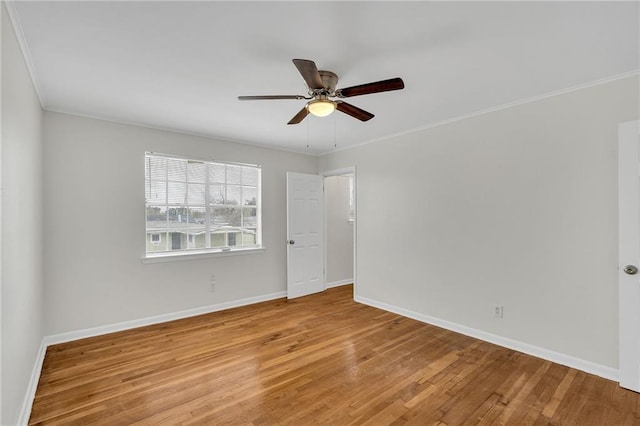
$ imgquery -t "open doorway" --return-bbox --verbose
[322,168,356,295]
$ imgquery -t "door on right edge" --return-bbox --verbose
[618,120,640,392]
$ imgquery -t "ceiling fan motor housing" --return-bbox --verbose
[316,70,339,95]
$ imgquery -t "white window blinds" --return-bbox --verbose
[145,153,261,255]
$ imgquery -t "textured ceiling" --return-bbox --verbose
[8,1,640,155]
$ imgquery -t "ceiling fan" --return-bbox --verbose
[238,59,405,125]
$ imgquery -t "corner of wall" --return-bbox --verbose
[1,3,46,424]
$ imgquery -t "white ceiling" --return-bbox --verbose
[8,1,639,155]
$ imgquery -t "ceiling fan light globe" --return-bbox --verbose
[306,99,336,117]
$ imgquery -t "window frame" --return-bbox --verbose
[144,152,263,260]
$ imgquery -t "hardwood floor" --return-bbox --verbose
[30,285,640,425]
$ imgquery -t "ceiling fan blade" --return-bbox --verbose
[287,107,310,125]
[336,78,405,98]
[238,95,306,101]
[292,59,324,90]
[336,101,374,122]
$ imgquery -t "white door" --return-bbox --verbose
[619,120,640,392]
[286,172,324,299]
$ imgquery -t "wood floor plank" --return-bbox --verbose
[29,285,640,425]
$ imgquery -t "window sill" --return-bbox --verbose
[142,247,265,264]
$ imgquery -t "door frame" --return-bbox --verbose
[320,166,357,297]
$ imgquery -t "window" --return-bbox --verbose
[145,153,261,256]
[348,174,355,222]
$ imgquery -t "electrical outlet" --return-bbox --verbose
[209,274,215,292]
[494,306,504,318]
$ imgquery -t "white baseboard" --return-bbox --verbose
[44,291,286,346]
[20,290,286,425]
[17,340,47,426]
[325,278,354,289]
[354,295,619,382]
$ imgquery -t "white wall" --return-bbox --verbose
[325,175,353,285]
[1,4,44,424]
[43,112,317,335]
[319,75,639,369]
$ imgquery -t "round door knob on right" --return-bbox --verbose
[624,265,638,275]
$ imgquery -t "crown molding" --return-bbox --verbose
[4,0,47,107]
[44,108,320,157]
[322,70,640,157]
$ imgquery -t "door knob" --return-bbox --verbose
[288,240,295,245]
[624,265,638,275]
